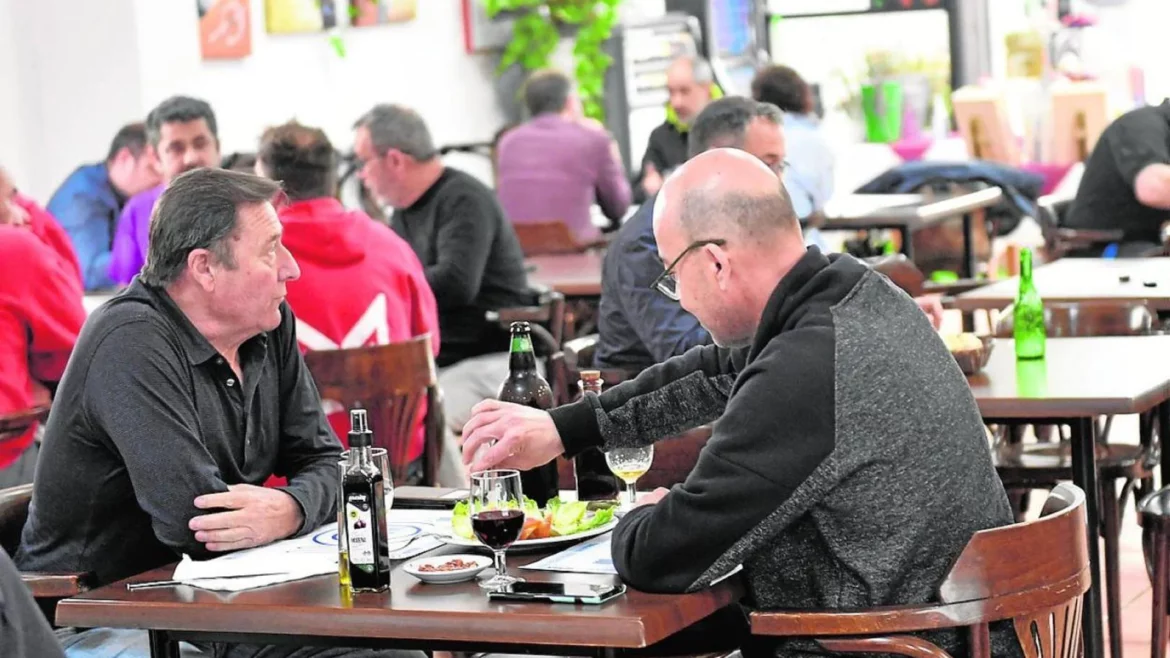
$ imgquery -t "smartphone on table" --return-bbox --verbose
[487,581,626,605]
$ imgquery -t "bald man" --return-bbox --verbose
[461,149,1016,657]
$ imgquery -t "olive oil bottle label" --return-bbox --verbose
[345,495,375,568]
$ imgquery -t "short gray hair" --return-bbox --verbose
[688,97,783,158]
[679,179,799,244]
[141,168,282,287]
[523,69,572,117]
[146,96,218,147]
[353,104,437,161]
[673,55,714,86]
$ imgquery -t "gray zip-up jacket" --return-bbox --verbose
[550,248,1017,657]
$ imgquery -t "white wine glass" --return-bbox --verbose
[604,446,654,512]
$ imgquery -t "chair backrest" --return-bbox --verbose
[514,221,588,257]
[303,335,443,485]
[994,301,1155,338]
[865,254,926,297]
[0,484,32,556]
[939,483,1089,658]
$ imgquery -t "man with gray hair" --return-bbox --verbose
[20,168,419,658]
[637,55,718,199]
[495,68,631,243]
[461,148,1017,657]
[353,104,533,487]
[108,95,222,285]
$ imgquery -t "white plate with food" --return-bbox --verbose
[403,554,492,584]
[437,498,618,552]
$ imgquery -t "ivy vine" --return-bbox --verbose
[483,0,621,121]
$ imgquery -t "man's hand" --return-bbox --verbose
[641,163,664,196]
[189,484,304,552]
[914,294,945,330]
[634,488,670,508]
[461,400,565,473]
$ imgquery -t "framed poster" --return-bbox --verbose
[461,0,513,53]
[350,0,418,26]
[197,0,252,59]
[265,0,338,33]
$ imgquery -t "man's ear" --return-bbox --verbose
[187,249,216,291]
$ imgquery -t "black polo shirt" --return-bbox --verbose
[1066,99,1170,242]
[17,279,341,588]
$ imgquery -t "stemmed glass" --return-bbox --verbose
[604,446,655,512]
[469,469,526,590]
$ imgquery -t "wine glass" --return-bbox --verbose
[469,469,526,590]
[605,446,655,512]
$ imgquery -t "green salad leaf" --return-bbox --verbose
[450,496,616,541]
[451,500,474,540]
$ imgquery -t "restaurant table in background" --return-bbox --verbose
[526,252,604,299]
[56,527,744,658]
[966,335,1170,658]
[820,187,1004,279]
[83,293,114,315]
[953,257,1170,312]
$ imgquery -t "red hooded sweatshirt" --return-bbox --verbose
[0,221,84,469]
[280,197,440,467]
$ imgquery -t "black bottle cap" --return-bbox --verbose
[348,408,372,448]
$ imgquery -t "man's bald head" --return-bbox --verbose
[657,148,800,245]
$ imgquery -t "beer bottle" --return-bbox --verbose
[1013,247,1046,360]
[573,371,620,501]
[340,409,391,592]
[496,322,559,506]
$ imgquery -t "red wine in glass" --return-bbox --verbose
[471,509,524,550]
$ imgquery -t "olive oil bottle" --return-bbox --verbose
[340,409,391,592]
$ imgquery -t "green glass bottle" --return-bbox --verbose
[1013,248,1046,360]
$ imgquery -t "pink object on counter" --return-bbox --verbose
[891,136,933,162]
[1020,162,1075,195]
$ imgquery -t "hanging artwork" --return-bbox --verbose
[197,0,252,60]
[265,0,338,33]
[349,0,418,27]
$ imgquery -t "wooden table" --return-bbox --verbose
[821,187,1004,279]
[953,257,1170,312]
[967,335,1170,658]
[527,252,604,298]
[57,546,743,658]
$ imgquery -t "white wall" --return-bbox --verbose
[0,0,26,186]
[133,0,507,163]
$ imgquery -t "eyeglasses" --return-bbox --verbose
[651,239,726,300]
[769,159,791,175]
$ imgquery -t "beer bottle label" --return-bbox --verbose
[345,494,376,567]
[510,334,532,353]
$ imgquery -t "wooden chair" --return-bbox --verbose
[514,221,609,257]
[0,484,90,621]
[1139,487,1170,658]
[0,405,50,442]
[992,301,1157,658]
[750,483,1089,658]
[1035,194,1124,260]
[303,335,444,486]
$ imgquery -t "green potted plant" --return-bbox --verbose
[483,0,622,121]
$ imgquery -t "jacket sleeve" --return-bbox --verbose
[50,193,114,290]
[272,304,345,535]
[108,204,143,286]
[612,215,710,362]
[18,232,84,384]
[593,134,632,223]
[423,193,496,309]
[550,342,744,456]
[611,328,840,593]
[1107,110,1170,185]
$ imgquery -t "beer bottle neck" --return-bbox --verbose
[509,332,537,372]
[1019,249,1033,282]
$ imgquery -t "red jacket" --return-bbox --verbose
[16,193,83,288]
[280,198,440,466]
[0,223,85,468]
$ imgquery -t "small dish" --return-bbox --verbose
[403,554,492,584]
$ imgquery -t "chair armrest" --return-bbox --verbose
[750,600,980,636]
[924,279,985,297]
[1055,227,1125,245]
[23,572,90,598]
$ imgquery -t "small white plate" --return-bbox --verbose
[403,554,492,584]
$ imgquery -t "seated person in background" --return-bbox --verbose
[751,64,835,252]
[637,55,719,200]
[353,105,532,486]
[2,169,83,284]
[0,169,85,488]
[48,122,161,290]
[109,96,222,285]
[463,149,1017,658]
[596,98,943,373]
[257,120,440,480]
[0,547,65,658]
[495,69,631,243]
[1066,99,1170,256]
[19,169,416,658]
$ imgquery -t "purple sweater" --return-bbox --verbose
[495,115,631,243]
[108,184,163,285]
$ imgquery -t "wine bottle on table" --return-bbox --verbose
[340,409,390,592]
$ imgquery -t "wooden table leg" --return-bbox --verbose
[1070,417,1105,658]
[149,630,179,658]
